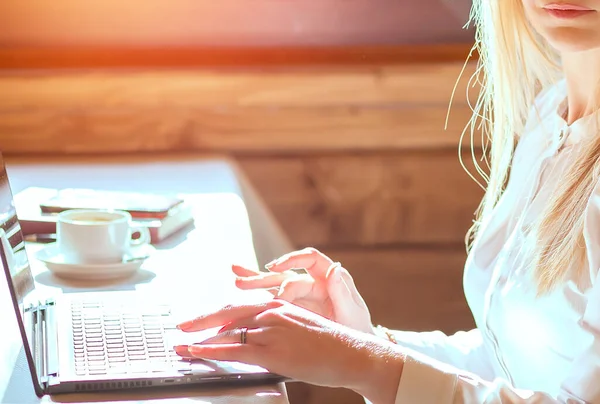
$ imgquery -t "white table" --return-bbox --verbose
[0,154,294,404]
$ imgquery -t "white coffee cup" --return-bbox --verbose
[56,209,150,265]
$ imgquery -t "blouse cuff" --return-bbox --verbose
[395,351,459,404]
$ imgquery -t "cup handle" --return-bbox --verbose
[130,226,151,247]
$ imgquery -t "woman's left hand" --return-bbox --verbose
[175,300,404,404]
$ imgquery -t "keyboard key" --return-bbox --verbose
[125,341,144,347]
[106,340,124,346]
[147,340,164,346]
[88,362,107,369]
[84,319,102,325]
[107,349,125,355]
[87,351,106,357]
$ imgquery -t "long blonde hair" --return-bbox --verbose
[463,0,600,294]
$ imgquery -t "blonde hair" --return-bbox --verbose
[461,0,600,294]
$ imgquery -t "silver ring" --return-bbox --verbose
[240,327,248,344]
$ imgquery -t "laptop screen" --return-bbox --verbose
[0,157,44,396]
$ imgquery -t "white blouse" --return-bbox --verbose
[388,81,600,403]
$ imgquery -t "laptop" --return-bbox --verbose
[0,156,285,397]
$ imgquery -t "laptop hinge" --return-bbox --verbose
[26,298,58,389]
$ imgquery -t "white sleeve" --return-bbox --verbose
[393,278,600,404]
[383,328,496,381]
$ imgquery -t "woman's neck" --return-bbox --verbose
[561,47,600,125]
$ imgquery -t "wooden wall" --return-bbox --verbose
[0,45,483,403]
[0,0,472,47]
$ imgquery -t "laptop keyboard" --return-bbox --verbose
[71,299,182,376]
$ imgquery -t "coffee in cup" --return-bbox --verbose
[56,209,150,265]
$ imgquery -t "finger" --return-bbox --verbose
[326,264,352,314]
[204,327,267,346]
[232,264,260,277]
[265,248,333,278]
[188,344,257,364]
[276,275,316,302]
[235,272,295,290]
[218,316,261,334]
[177,300,284,332]
[326,264,368,319]
[174,344,194,358]
[338,268,368,308]
[218,307,288,333]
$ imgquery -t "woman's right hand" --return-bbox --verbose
[232,247,374,335]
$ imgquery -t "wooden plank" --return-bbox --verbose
[238,152,484,246]
[0,63,477,107]
[0,45,475,69]
[0,104,478,155]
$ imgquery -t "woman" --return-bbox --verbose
[174,1,600,402]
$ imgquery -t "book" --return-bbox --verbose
[14,187,194,244]
[40,188,183,219]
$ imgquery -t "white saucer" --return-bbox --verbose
[35,243,155,281]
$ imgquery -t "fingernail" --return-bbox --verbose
[177,321,192,331]
[265,259,277,269]
[217,325,228,334]
[173,345,189,355]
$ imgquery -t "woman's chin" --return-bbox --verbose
[544,30,600,54]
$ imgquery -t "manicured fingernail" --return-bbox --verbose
[173,345,190,355]
[177,321,192,331]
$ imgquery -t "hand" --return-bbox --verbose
[175,300,404,404]
[232,247,374,334]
